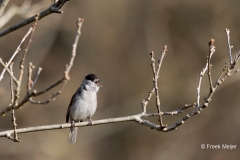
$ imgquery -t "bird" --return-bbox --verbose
[66,74,101,144]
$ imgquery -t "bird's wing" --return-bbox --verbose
[66,87,83,123]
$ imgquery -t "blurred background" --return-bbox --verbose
[0,0,240,159]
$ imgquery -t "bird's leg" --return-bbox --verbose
[88,118,93,125]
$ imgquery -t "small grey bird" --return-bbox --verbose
[66,74,101,144]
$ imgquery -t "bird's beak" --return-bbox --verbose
[94,79,103,87]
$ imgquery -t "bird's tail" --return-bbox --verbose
[68,126,77,144]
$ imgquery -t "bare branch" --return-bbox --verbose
[0,0,69,37]
[0,113,161,138]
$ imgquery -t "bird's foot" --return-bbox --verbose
[88,119,93,125]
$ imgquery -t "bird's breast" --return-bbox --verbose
[70,91,97,122]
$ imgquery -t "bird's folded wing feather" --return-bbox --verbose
[66,86,83,123]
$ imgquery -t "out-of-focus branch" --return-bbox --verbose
[0,1,54,30]
[0,0,69,37]
[0,0,9,16]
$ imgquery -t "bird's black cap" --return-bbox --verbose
[85,74,98,81]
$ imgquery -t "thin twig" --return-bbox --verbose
[0,26,33,81]
[9,63,20,142]
[162,108,200,132]
[154,45,167,129]
[0,0,69,37]
[27,62,34,91]
[161,103,196,116]
[9,63,14,105]
[29,91,60,104]
[225,28,233,65]
[31,67,42,88]
[11,110,20,142]
[196,39,215,108]
[234,51,240,63]
[141,88,154,114]
[207,39,215,93]
[141,51,156,114]
[65,18,84,75]
[30,82,66,104]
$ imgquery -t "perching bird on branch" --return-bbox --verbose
[66,74,101,144]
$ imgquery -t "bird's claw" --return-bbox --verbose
[88,119,93,125]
